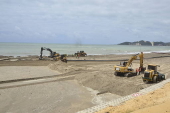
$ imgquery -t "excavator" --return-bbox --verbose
[39,47,60,60]
[114,52,146,77]
[39,47,67,63]
[142,64,165,83]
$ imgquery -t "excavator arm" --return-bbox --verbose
[138,52,144,68]
[138,52,146,72]
[39,47,54,60]
[125,52,144,68]
[125,52,145,73]
[125,54,138,67]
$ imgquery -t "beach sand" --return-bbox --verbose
[96,82,170,113]
[0,52,170,113]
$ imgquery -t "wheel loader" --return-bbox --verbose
[114,52,146,77]
[60,54,67,63]
[75,51,87,57]
[142,64,165,83]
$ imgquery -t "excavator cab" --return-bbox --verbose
[52,52,60,58]
[120,61,128,67]
[147,65,159,71]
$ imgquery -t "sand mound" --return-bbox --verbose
[48,61,152,96]
[48,61,86,73]
[75,70,148,96]
[48,56,170,96]
[48,61,74,73]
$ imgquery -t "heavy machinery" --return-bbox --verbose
[75,51,87,57]
[39,47,60,60]
[142,64,165,83]
[114,52,145,77]
[39,47,67,63]
[59,54,67,63]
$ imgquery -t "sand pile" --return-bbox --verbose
[48,61,86,74]
[48,56,170,96]
[75,71,149,96]
[48,61,74,73]
[48,61,152,96]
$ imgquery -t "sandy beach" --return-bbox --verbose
[97,81,170,113]
[1,0,170,112]
[0,52,170,113]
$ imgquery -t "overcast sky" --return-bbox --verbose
[0,0,170,44]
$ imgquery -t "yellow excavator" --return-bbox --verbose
[142,64,165,83]
[114,52,146,77]
[39,47,67,63]
[39,47,60,60]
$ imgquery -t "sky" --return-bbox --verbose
[0,0,170,44]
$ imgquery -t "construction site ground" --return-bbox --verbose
[0,53,170,113]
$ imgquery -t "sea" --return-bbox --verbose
[0,42,170,57]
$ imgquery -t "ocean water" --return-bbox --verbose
[0,42,170,57]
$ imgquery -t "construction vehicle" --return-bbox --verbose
[60,54,67,63]
[75,51,87,57]
[142,64,165,83]
[114,52,145,77]
[39,47,67,63]
[39,47,60,60]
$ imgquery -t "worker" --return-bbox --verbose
[78,53,80,59]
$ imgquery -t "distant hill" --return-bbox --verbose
[118,40,170,46]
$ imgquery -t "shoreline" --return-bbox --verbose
[0,52,170,60]
[0,48,170,58]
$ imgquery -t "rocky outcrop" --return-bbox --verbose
[118,40,170,46]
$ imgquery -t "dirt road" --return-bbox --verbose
[0,66,95,113]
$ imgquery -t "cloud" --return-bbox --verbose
[0,0,170,44]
